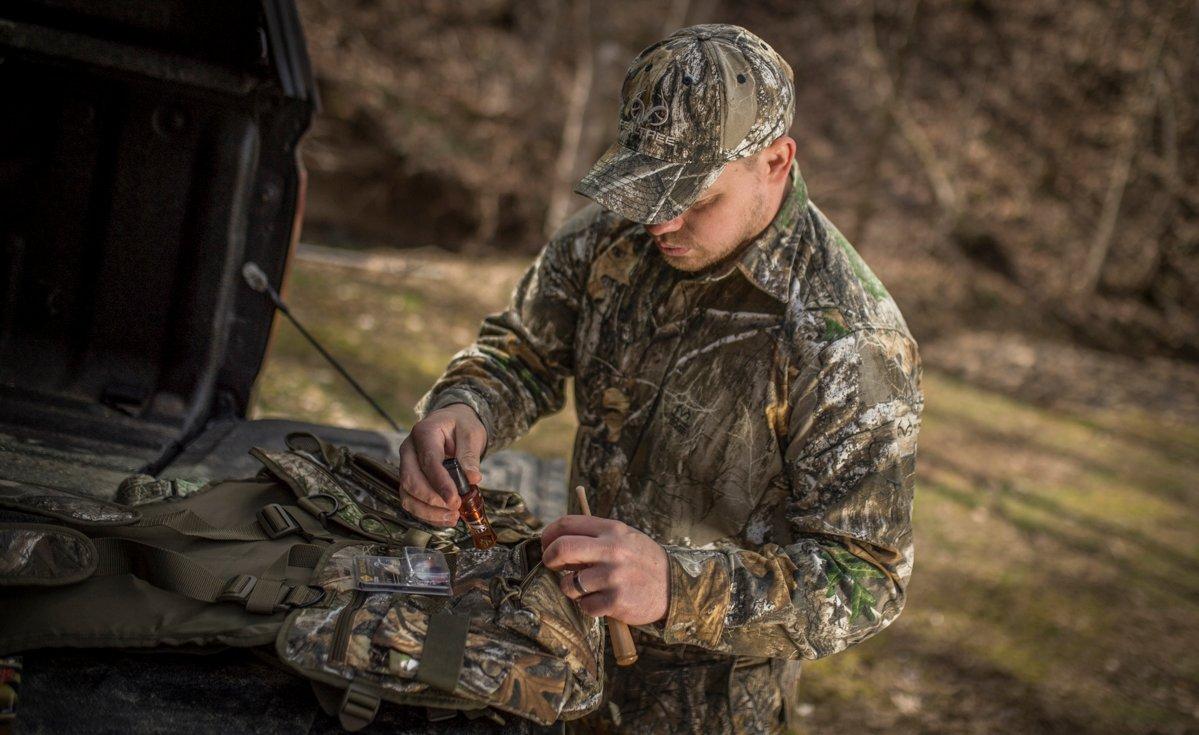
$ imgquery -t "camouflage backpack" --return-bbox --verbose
[0,432,604,729]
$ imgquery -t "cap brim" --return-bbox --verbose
[573,142,725,225]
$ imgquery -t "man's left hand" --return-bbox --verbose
[540,515,669,626]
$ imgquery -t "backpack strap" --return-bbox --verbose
[91,538,326,614]
[415,608,470,693]
[132,503,333,544]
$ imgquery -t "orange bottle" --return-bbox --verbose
[442,458,498,550]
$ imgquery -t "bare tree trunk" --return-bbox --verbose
[472,192,497,253]
[1078,20,1170,294]
[543,0,594,239]
[857,0,956,224]
[851,0,923,244]
[1133,69,1183,300]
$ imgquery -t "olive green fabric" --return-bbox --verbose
[415,610,471,692]
[0,436,607,727]
[0,478,322,653]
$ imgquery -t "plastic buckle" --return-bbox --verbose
[339,680,381,732]
[257,503,301,539]
[218,574,257,604]
[425,707,457,723]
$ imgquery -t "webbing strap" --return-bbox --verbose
[134,504,330,543]
[416,610,470,693]
[284,543,326,570]
[94,537,227,602]
[338,680,382,732]
[91,538,325,614]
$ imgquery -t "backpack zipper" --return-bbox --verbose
[331,590,367,663]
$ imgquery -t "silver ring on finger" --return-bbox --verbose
[572,571,590,596]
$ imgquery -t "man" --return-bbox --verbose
[401,24,922,734]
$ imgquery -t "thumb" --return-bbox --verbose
[452,423,485,486]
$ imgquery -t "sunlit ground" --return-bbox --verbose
[252,244,1199,734]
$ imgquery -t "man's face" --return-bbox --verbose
[644,156,772,272]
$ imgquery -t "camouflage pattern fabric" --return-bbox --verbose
[252,446,542,551]
[252,447,455,550]
[0,525,95,586]
[0,483,137,525]
[0,440,603,727]
[567,644,799,735]
[277,542,604,725]
[575,24,795,225]
[114,475,211,506]
[417,159,923,733]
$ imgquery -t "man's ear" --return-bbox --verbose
[764,135,796,182]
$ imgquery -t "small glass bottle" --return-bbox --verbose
[442,458,498,550]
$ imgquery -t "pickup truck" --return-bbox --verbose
[0,2,561,731]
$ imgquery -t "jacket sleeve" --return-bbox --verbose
[655,327,923,659]
[413,206,598,456]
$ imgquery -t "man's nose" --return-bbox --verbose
[645,215,684,236]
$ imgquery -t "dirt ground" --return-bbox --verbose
[252,244,1199,734]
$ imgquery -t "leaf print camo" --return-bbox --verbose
[416,155,923,733]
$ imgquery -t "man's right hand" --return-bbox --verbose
[397,402,487,527]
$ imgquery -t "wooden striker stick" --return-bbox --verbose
[574,485,639,667]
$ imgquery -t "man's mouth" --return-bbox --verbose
[655,239,689,255]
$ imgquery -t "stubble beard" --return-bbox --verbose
[658,189,768,273]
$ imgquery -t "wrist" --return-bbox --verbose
[424,390,492,456]
[654,543,670,623]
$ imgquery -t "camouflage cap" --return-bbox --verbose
[574,24,795,225]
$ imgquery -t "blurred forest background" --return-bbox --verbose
[296,0,1199,372]
[251,0,1199,732]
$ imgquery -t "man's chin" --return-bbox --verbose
[663,257,707,273]
[659,249,705,271]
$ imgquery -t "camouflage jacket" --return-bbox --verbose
[416,161,922,662]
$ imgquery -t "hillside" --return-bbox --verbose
[293,0,1198,360]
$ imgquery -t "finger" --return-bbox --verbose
[577,589,618,618]
[559,571,577,600]
[399,492,459,527]
[542,535,610,570]
[541,515,619,549]
[398,441,453,510]
[559,566,613,601]
[452,423,485,486]
[412,429,461,510]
